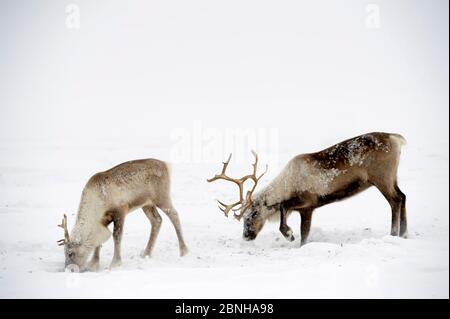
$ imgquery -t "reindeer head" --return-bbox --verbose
[57,214,90,270]
[207,151,268,241]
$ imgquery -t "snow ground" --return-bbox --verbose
[0,137,448,299]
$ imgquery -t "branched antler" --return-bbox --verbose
[57,214,70,246]
[207,151,267,220]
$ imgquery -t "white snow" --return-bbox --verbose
[0,138,447,298]
[0,0,448,298]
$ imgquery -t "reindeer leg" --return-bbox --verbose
[390,199,401,237]
[396,185,408,238]
[375,183,402,237]
[299,208,313,246]
[279,202,295,242]
[159,203,188,256]
[110,210,126,269]
[142,205,162,257]
[87,246,101,271]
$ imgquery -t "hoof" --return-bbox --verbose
[180,246,189,257]
[109,259,122,269]
[282,229,295,242]
[390,232,399,237]
[87,262,100,272]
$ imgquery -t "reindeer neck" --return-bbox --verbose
[71,190,105,246]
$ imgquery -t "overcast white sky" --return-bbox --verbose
[0,0,448,153]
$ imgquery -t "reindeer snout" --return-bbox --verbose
[243,231,256,241]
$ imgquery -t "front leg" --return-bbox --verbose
[110,211,125,269]
[87,245,101,271]
[299,208,313,246]
[279,203,295,242]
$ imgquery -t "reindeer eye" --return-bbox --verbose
[251,211,258,218]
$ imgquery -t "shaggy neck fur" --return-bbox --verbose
[70,189,110,247]
[251,159,310,222]
[255,161,295,208]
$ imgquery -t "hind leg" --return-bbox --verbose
[374,182,403,237]
[159,203,188,256]
[396,185,407,238]
[142,205,162,257]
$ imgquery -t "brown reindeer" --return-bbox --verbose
[58,159,188,271]
[208,132,407,245]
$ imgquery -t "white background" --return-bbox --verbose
[0,0,448,298]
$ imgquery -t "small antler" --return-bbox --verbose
[57,214,70,246]
[207,151,267,220]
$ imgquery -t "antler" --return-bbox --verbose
[57,214,70,246]
[207,151,268,220]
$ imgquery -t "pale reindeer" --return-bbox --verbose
[57,159,188,271]
[208,132,407,245]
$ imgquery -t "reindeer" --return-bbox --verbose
[57,159,188,271]
[207,132,407,245]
